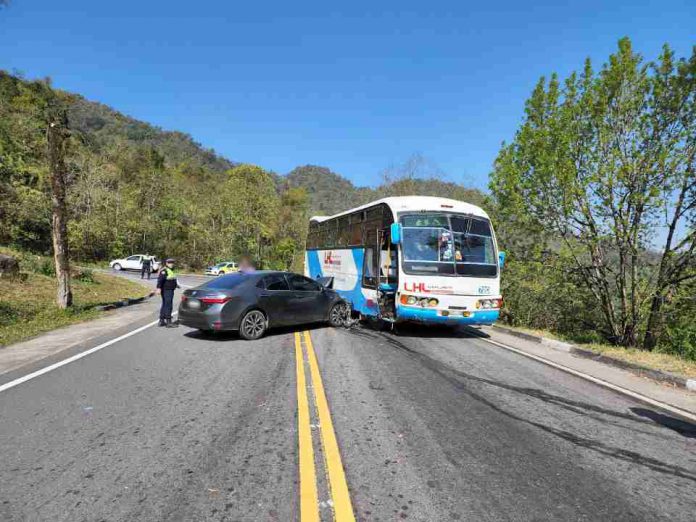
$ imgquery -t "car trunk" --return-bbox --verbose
[181,288,235,312]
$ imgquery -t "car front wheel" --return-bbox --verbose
[239,310,267,340]
[329,301,350,327]
[112,263,122,271]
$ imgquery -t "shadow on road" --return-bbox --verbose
[630,408,696,438]
[181,322,330,342]
[355,319,491,339]
[346,325,696,483]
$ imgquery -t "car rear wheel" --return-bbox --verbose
[329,301,350,327]
[112,263,122,271]
[239,310,267,340]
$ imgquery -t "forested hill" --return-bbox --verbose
[284,165,486,216]
[0,70,485,269]
[1,71,234,173]
[68,91,235,173]
[283,165,372,215]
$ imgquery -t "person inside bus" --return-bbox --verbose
[380,249,397,285]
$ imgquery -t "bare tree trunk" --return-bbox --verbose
[47,108,73,309]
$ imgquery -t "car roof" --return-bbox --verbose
[217,270,304,278]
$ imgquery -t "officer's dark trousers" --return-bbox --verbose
[141,267,151,279]
[160,289,174,320]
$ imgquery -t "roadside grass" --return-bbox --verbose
[0,271,148,347]
[497,324,696,379]
[579,343,696,379]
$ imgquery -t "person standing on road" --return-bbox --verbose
[141,254,153,280]
[156,258,180,327]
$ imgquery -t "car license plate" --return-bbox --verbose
[187,299,200,310]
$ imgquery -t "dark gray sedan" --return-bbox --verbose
[178,271,348,340]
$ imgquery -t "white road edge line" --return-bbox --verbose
[477,335,696,423]
[0,300,186,394]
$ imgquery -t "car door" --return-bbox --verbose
[287,274,325,324]
[125,255,141,270]
[257,274,295,327]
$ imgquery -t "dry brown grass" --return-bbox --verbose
[580,343,696,379]
[498,322,696,378]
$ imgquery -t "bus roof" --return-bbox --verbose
[310,196,490,223]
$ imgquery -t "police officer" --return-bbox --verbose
[141,254,152,280]
[156,258,180,327]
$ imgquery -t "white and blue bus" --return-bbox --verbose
[305,196,505,326]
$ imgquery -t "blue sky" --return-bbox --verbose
[1,0,694,189]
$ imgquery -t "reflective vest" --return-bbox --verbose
[162,267,177,280]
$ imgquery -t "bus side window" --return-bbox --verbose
[363,248,378,288]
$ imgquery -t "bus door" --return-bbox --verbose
[378,229,398,288]
[377,229,398,320]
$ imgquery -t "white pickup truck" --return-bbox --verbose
[110,255,161,272]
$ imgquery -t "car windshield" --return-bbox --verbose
[401,213,497,276]
[204,274,249,290]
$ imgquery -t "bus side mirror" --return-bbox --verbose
[390,223,402,245]
[498,251,506,269]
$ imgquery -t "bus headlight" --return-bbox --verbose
[400,294,418,305]
[476,298,502,309]
[400,295,439,307]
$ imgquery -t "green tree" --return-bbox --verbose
[273,187,310,270]
[224,164,280,265]
[491,38,695,349]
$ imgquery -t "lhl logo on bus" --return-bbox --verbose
[404,282,455,294]
[324,251,341,266]
[404,282,429,293]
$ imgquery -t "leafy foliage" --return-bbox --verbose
[490,38,695,355]
[1,71,484,277]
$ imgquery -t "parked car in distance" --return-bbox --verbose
[110,255,160,272]
[178,271,348,340]
[205,261,238,276]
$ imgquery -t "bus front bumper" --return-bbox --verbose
[396,306,499,325]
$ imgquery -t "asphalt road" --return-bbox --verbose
[1,271,695,521]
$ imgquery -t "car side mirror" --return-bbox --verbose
[498,251,506,269]
[390,223,402,245]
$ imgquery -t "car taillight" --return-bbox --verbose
[200,297,232,304]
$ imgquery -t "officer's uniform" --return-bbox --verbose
[141,256,152,280]
[157,263,179,327]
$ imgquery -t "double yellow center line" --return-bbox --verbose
[294,331,355,522]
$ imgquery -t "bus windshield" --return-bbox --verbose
[401,214,497,277]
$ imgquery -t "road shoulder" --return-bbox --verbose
[0,296,162,382]
[480,325,696,418]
